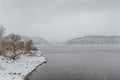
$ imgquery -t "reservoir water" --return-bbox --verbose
[30,45,120,80]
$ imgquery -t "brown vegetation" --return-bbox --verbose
[0,26,38,60]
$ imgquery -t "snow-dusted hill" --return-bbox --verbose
[0,51,46,80]
[65,36,120,45]
[22,36,48,44]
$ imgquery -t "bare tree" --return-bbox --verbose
[0,25,5,55]
[0,25,5,37]
[18,41,25,53]
[0,37,11,56]
[25,40,34,53]
[8,33,21,59]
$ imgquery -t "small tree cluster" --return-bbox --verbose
[0,26,38,60]
[24,40,37,53]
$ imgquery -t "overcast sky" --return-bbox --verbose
[0,0,120,42]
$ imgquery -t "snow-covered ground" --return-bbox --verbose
[0,51,46,80]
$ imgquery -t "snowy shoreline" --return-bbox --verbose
[0,51,47,80]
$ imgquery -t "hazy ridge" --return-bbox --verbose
[21,36,49,44]
[65,35,120,45]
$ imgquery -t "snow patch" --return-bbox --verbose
[0,51,46,80]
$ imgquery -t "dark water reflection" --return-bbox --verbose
[30,45,120,80]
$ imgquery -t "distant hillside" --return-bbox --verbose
[21,36,48,44]
[65,36,120,45]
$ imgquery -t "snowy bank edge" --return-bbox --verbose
[24,58,47,80]
[0,51,47,80]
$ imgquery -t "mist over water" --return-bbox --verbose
[30,45,120,80]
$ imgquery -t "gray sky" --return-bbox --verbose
[0,0,120,42]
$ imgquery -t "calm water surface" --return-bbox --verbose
[30,45,120,80]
